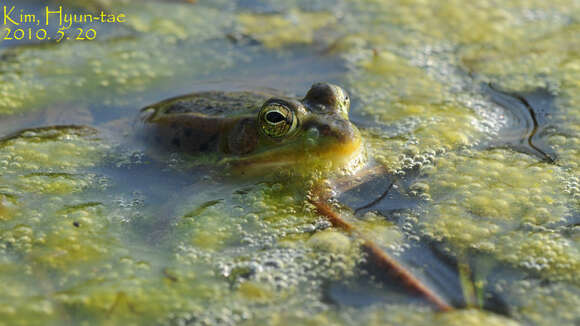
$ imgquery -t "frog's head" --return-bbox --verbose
[302,82,350,120]
[234,83,362,174]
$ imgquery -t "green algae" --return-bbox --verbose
[307,229,352,253]
[0,1,236,115]
[0,127,109,200]
[0,193,17,221]
[0,126,105,171]
[162,180,367,324]
[414,148,578,283]
[0,126,234,325]
[238,10,337,49]
[244,305,520,326]
[0,127,112,269]
[0,128,128,325]
[330,2,580,309]
[0,0,579,325]
[339,45,486,173]
[500,279,580,326]
[348,306,520,326]
[17,173,94,195]
[327,0,580,179]
[353,51,448,106]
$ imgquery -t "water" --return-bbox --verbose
[0,0,579,325]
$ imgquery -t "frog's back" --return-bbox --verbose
[149,91,271,118]
[138,91,272,154]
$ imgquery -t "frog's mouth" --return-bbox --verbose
[224,123,364,176]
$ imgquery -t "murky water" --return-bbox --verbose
[0,0,579,325]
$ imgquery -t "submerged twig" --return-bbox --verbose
[309,197,453,312]
[332,165,388,194]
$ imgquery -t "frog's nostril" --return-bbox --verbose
[319,125,331,136]
[307,127,320,139]
[315,104,326,112]
[305,127,320,147]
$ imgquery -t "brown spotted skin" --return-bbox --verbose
[139,91,271,153]
[227,118,258,154]
[140,114,222,153]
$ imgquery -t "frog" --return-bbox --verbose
[137,82,363,175]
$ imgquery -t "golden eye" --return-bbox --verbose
[258,103,298,138]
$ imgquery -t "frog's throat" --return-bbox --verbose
[221,135,363,175]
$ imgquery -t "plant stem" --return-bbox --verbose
[310,197,453,312]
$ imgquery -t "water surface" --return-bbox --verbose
[0,0,579,325]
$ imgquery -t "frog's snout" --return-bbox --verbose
[309,119,360,145]
[329,120,360,144]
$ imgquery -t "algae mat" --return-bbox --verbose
[0,0,579,325]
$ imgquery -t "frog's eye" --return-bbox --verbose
[258,103,298,138]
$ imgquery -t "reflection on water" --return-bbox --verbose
[0,0,579,325]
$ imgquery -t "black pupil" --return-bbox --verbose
[266,111,286,123]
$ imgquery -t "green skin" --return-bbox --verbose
[138,83,363,173]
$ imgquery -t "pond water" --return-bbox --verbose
[0,0,579,325]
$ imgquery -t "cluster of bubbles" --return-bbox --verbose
[493,278,580,326]
[160,176,369,325]
[414,148,578,283]
[167,242,361,326]
[166,305,252,326]
[338,41,511,176]
[113,149,146,168]
[111,191,146,224]
[0,222,36,253]
[562,173,580,202]
[333,304,518,326]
